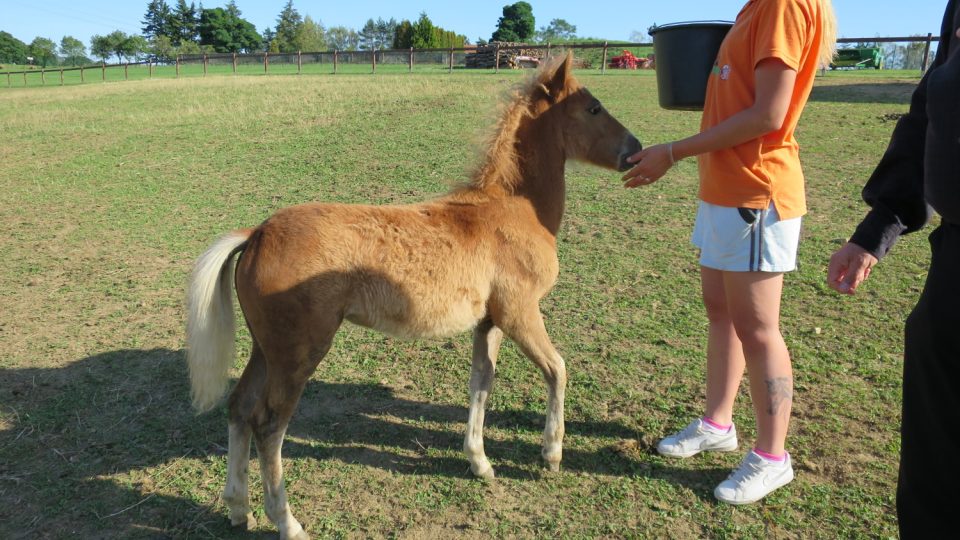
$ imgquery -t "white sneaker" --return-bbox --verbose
[714,450,795,505]
[656,418,738,458]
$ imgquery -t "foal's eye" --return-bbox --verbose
[588,103,603,115]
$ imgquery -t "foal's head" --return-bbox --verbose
[528,53,642,171]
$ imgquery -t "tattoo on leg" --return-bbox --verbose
[765,377,793,415]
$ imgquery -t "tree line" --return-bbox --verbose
[1,1,606,68]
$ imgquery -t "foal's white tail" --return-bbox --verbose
[186,230,250,413]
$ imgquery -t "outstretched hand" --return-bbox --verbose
[827,242,879,294]
[622,143,675,188]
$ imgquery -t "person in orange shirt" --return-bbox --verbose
[622,0,837,504]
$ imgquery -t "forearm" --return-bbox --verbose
[672,106,779,161]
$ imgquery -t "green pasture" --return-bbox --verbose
[0,69,924,538]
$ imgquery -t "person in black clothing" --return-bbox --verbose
[827,1,960,535]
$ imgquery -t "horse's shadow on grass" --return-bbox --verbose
[0,348,728,537]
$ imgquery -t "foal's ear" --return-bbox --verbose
[536,52,574,103]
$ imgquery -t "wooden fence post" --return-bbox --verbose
[409,47,414,72]
[297,50,302,74]
[449,47,454,73]
[264,51,269,74]
[80,66,84,83]
[23,72,27,86]
[546,42,551,60]
[601,41,609,74]
[41,69,45,85]
[124,63,129,80]
[149,60,153,78]
[60,68,64,85]
[372,48,377,73]
[921,33,933,73]
[202,54,207,76]
[232,52,237,74]
[102,62,106,82]
[495,45,500,73]
[6,72,10,87]
[176,56,180,78]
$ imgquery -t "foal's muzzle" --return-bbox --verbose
[618,135,643,171]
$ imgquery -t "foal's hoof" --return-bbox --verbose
[471,463,496,481]
[544,461,561,472]
[230,512,257,530]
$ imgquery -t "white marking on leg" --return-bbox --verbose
[541,355,566,470]
[464,324,501,480]
[223,421,257,529]
[258,430,308,540]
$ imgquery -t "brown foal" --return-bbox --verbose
[186,53,641,539]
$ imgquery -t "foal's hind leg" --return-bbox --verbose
[253,334,336,540]
[499,307,567,471]
[464,318,503,480]
[223,342,267,530]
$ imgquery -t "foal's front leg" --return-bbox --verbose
[502,308,567,471]
[464,318,503,480]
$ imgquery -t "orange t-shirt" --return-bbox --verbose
[698,0,826,220]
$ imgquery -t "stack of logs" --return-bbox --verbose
[465,42,546,69]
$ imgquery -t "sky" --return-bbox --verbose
[2,0,949,49]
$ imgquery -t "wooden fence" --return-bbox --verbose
[1,35,942,89]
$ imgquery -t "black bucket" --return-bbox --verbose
[649,21,734,111]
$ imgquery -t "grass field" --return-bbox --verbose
[0,68,926,538]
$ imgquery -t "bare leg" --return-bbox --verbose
[723,271,792,456]
[464,319,503,480]
[501,308,567,471]
[701,267,746,426]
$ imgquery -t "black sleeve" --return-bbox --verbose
[848,1,954,259]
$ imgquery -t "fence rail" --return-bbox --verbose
[2,35,942,88]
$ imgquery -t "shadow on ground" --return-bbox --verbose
[0,348,728,538]
[809,81,917,104]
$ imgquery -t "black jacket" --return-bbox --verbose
[850,0,960,258]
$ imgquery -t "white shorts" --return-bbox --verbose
[691,201,801,272]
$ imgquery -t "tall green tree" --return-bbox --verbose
[28,37,58,67]
[171,0,200,45]
[376,18,398,49]
[90,31,144,64]
[326,26,358,51]
[491,2,535,43]
[272,0,303,52]
[90,34,112,62]
[59,36,88,66]
[358,17,395,50]
[149,35,175,60]
[142,0,173,40]
[433,28,467,48]
[199,6,262,52]
[535,18,576,42]
[293,16,325,52]
[0,31,29,64]
[411,12,437,49]
[393,20,414,49]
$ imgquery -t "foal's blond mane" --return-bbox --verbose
[467,85,531,194]
[466,56,572,195]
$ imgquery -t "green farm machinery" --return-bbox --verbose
[830,47,884,69]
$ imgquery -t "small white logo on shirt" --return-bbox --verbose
[720,65,731,80]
